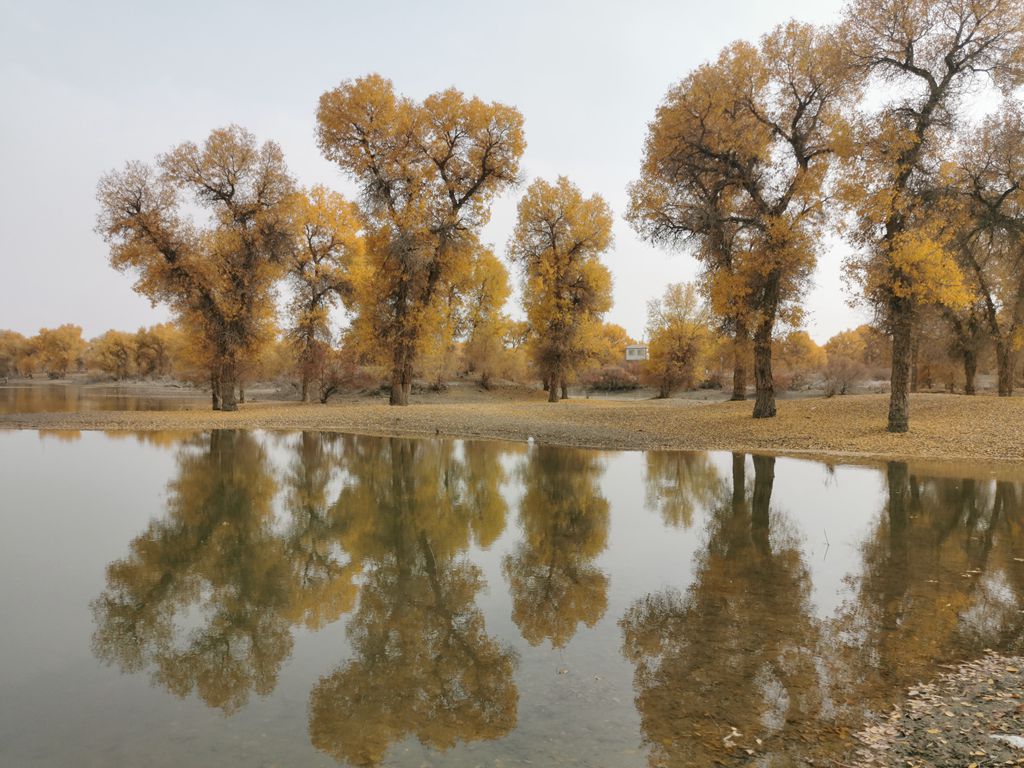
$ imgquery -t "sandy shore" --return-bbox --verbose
[3,390,1024,464]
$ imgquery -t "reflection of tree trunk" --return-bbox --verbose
[888,300,913,433]
[731,323,749,401]
[996,342,1015,397]
[752,320,776,418]
[731,453,746,513]
[886,462,908,559]
[883,461,909,632]
[751,455,774,555]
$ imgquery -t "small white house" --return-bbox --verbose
[625,344,649,362]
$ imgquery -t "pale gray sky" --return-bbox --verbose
[0,0,866,343]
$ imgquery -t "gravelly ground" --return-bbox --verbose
[2,391,1023,464]
[850,654,1024,767]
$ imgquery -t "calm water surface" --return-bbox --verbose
[0,383,207,413]
[1,429,1022,767]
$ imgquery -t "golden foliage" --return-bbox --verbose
[643,282,714,397]
[316,75,524,404]
[96,125,296,409]
[508,176,613,398]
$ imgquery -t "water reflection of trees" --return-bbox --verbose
[621,454,825,766]
[308,437,518,766]
[830,464,1024,722]
[622,454,1024,766]
[91,430,301,714]
[502,445,610,648]
[643,450,721,528]
[90,430,1024,766]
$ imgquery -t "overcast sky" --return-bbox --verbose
[0,0,866,343]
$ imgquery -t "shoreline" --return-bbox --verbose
[3,392,1024,466]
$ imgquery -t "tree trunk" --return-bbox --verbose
[301,375,310,403]
[752,320,775,418]
[389,368,410,405]
[220,363,238,412]
[560,382,568,400]
[211,372,222,411]
[888,300,913,433]
[909,330,919,393]
[542,376,549,392]
[963,349,977,395]
[548,374,560,403]
[731,323,748,401]
[238,383,245,404]
[996,341,1015,397]
[389,347,413,406]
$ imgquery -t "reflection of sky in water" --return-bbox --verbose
[0,429,1021,767]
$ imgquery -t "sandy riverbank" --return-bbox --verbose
[3,389,1023,464]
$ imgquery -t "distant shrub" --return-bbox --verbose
[582,365,640,392]
[824,356,866,396]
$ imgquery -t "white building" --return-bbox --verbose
[625,344,649,362]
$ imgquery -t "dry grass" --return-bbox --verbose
[3,390,1023,464]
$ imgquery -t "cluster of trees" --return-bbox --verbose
[84,0,1024,427]
[628,0,1024,430]
[0,323,204,382]
[93,82,626,410]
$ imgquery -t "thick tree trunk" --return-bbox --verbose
[301,375,310,403]
[731,323,748,401]
[751,321,775,419]
[996,342,1015,397]
[211,372,222,411]
[548,374,560,403]
[560,382,568,400]
[963,350,977,395]
[389,367,411,406]
[220,363,238,412]
[389,345,414,406]
[888,300,913,433]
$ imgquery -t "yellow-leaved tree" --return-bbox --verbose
[284,185,363,402]
[35,324,86,379]
[315,74,525,405]
[508,177,614,402]
[839,0,1024,430]
[628,22,854,418]
[643,282,713,398]
[87,330,135,380]
[950,104,1024,396]
[460,248,514,388]
[96,126,296,410]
